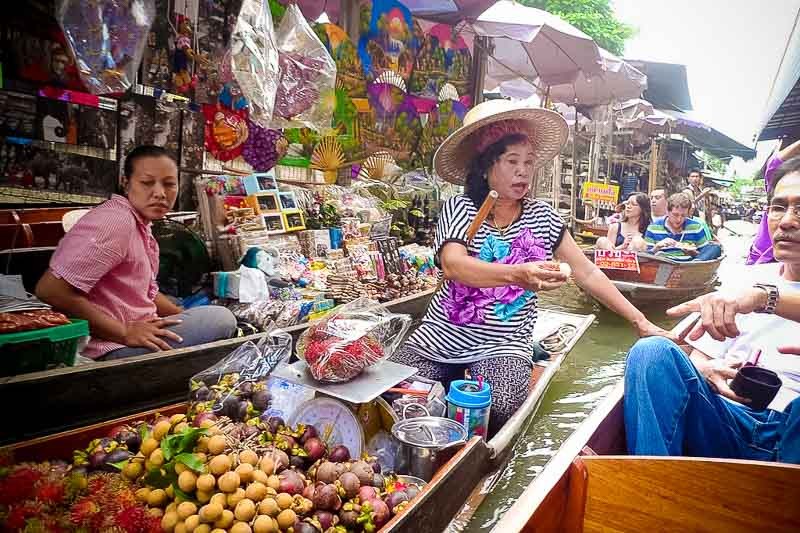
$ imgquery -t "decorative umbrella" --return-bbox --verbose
[546,49,646,106]
[468,0,602,88]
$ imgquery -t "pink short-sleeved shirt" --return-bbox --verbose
[49,195,160,358]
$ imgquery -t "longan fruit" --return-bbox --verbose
[207,435,227,455]
[227,487,246,508]
[235,463,254,483]
[122,460,143,480]
[259,457,276,474]
[165,485,175,499]
[193,525,211,533]
[195,452,208,464]
[230,522,252,533]
[239,449,259,466]
[198,502,223,523]
[161,511,179,532]
[251,470,269,485]
[140,437,159,456]
[153,419,172,440]
[175,462,189,475]
[177,501,198,520]
[147,488,167,507]
[178,470,198,493]
[148,507,164,518]
[209,454,232,476]
[253,515,278,533]
[170,413,187,425]
[196,437,210,453]
[218,471,241,493]
[210,493,228,509]
[266,475,280,491]
[258,497,280,517]
[135,487,151,503]
[166,501,177,514]
[195,490,213,504]
[149,448,165,467]
[245,481,268,502]
[234,498,256,522]
[275,493,292,510]
[184,515,201,531]
[276,509,296,530]
[196,474,216,492]
[174,521,188,533]
[213,509,234,529]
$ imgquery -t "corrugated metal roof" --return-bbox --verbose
[758,7,800,141]
[659,109,757,161]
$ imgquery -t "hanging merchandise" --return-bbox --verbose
[58,0,156,94]
[358,0,418,84]
[172,15,208,94]
[203,104,249,161]
[363,79,423,167]
[230,0,280,126]
[242,119,288,172]
[271,4,337,131]
[410,21,473,101]
[317,23,366,98]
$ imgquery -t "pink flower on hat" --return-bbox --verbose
[473,119,533,154]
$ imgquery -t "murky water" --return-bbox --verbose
[464,221,757,531]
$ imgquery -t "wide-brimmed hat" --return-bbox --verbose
[433,99,568,185]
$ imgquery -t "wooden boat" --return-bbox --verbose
[1,309,595,533]
[575,220,608,242]
[583,249,723,303]
[0,288,436,445]
[492,319,800,533]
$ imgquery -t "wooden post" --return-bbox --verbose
[553,155,562,211]
[471,37,489,106]
[648,138,659,194]
[340,0,360,43]
[570,108,579,233]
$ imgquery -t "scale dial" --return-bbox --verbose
[290,397,365,458]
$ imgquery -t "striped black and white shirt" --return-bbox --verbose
[405,194,566,364]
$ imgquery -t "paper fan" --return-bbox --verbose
[310,136,345,170]
[375,70,407,92]
[358,151,397,181]
[438,83,459,102]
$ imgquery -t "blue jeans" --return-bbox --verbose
[102,305,237,360]
[695,242,723,261]
[624,337,800,463]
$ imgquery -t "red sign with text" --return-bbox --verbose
[593,249,640,272]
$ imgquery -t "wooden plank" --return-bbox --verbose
[582,456,800,533]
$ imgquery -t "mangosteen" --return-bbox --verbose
[315,461,342,484]
[338,472,360,499]
[290,455,307,470]
[266,416,285,434]
[239,381,254,397]
[300,425,318,444]
[251,390,271,411]
[312,510,336,530]
[115,430,141,453]
[328,444,350,463]
[192,385,211,401]
[303,437,327,462]
[372,473,385,489]
[339,509,359,528]
[385,491,409,515]
[405,485,421,500]
[102,449,132,472]
[349,460,374,486]
[312,483,342,511]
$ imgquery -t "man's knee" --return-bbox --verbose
[626,336,683,376]
[184,305,237,338]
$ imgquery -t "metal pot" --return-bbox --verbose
[391,416,467,481]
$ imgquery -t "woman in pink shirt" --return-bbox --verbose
[36,145,236,360]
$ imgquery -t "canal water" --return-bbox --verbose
[464,220,757,531]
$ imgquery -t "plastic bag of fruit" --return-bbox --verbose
[189,325,291,423]
[296,297,412,382]
[269,3,336,131]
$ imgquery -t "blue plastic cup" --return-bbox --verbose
[446,379,492,438]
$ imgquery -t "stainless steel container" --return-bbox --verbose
[391,416,467,481]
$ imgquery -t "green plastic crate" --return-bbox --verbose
[0,319,89,377]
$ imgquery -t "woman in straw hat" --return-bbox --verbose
[392,100,670,435]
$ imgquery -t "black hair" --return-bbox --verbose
[768,155,800,201]
[622,192,652,234]
[688,168,702,177]
[123,145,174,179]
[464,133,529,206]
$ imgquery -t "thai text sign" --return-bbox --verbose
[581,182,619,204]
[593,249,640,272]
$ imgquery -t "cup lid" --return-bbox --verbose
[391,416,467,448]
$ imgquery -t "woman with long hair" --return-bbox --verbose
[596,192,651,251]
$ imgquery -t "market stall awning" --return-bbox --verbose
[757,6,800,141]
[659,109,757,161]
[284,0,498,25]
[626,60,693,111]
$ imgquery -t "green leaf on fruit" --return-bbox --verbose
[160,436,177,462]
[143,468,171,489]
[175,453,205,472]
[178,427,207,453]
[410,209,424,217]
[109,459,129,471]
[171,483,195,503]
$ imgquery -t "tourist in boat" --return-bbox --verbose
[747,138,800,265]
[644,192,722,261]
[624,157,800,463]
[595,192,651,252]
[649,188,667,219]
[390,99,670,435]
[36,145,237,360]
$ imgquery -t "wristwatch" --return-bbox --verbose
[753,283,780,314]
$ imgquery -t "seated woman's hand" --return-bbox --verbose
[123,317,183,351]
[512,261,569,292]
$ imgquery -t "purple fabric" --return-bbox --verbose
[746,155,783,265]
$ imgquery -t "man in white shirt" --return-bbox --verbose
[623,156,800,463]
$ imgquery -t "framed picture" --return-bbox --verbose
[246,191,280,214]
[262,213,286,234]
[279,191,298,210]
[282,210,306,232]
[257,172,278,191]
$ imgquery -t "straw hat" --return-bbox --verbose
[433,99,568,185]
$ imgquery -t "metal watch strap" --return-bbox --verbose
[754,283,779,314]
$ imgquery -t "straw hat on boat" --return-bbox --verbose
[433,99,568,185]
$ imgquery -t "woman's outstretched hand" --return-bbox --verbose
[512,261,569,292]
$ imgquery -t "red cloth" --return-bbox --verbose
[49,195,160,358]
